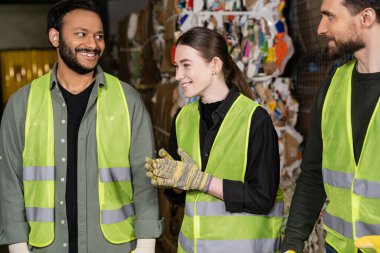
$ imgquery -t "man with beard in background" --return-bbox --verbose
[282,0,380,252]
[0,1,162,253]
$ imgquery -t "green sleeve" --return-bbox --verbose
[0,85,31,245]
[122,83,163,238]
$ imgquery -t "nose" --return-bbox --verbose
[317,16,327,36]
[85,35,97,49]
[175,67,184,82]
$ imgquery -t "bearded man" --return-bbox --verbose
[0,1,162,253]
[282,0,380,252]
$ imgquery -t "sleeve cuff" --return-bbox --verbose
[134,218,164,238]
[0,222,29,245]
[223,179,244,212]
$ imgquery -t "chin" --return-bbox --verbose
[183,90,196,99]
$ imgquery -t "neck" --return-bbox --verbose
[56,59,95,94]
[200,79,230,104]
[354,26,380,73]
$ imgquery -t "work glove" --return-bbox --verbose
[131,239,156,253]
[145,148,174,173]
[355,235,380,253]
[146,148,213,192]
[9,242,30,253]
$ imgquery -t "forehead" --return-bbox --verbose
[61,9,103,31]
[321,0,346,14]
[174,44,204,62]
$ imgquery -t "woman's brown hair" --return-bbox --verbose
[176,27,255,100]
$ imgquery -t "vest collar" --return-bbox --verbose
[49,63,107,90]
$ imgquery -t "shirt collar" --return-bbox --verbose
[49,63,106,90]
[198,84,240,120]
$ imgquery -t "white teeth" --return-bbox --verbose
[80,52,95,57]
[182,82,191,87]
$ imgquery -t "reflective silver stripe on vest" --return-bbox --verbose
[185,201,283,217]
[179,231,194,253]
[101,203,135,224]
[23,166,55,181]
[354,179,380,199]
[179,231,279,253]
[324,212,353,239]
[100,167,131,182]
[322,168,353,189]
[26,207,54,222]
[356,221,380,238]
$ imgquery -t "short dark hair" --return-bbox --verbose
[343,0,380,22]
[47,0,101,33]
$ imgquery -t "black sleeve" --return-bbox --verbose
[168,109,181,160]
[281,74,333,252]
[164,108,186,204]
[223,107,280,214]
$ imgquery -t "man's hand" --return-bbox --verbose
[131,239,155,253]
[9,242,30,253]
[355,235,380,253]
[146,149,213,192]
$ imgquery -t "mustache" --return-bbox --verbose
[75,47,101,55]
[323,35,335,41]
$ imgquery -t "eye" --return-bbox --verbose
[184,63,191,69]
[76,32,85,37]
[95,34,104,40]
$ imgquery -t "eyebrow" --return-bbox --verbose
[179,59,192,63]
[74,28,104,34]
[321,10,334,17]
[173,59,193,65]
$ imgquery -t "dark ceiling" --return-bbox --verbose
[0,0,106,4]
[0,0,57,3]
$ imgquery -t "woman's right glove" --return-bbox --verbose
[146,149,213,192]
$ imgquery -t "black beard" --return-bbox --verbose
[328,38,365,60]
[58,35,101,74]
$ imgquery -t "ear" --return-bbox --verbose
[210,56,223,74]
[48,28,59,47]
[360,8,376,28]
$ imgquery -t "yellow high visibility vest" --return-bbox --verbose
[322,60,380,253]
[23,72,135,247]
[176,94,284,253]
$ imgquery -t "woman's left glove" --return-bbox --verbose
[146,149,213,192]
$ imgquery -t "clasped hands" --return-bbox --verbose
[145,148,213,192]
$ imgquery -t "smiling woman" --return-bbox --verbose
[146,27,283,253]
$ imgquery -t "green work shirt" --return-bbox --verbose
[0,64,163,253]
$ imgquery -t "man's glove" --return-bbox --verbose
[9,242,30,253]
[146,149,213,192]
[355,235,380,252]
[131,239,155,253]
